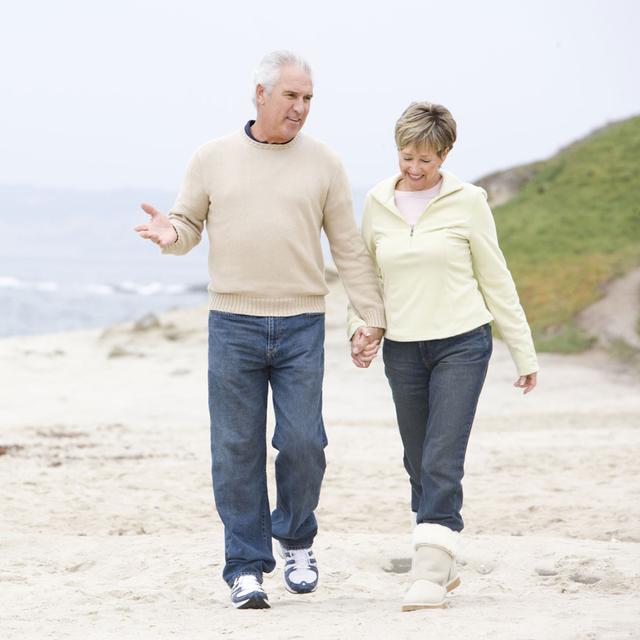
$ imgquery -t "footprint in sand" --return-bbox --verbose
[383,558,411,574]
[65,560,96,573]
[540,555,610,589]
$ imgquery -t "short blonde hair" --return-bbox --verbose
[395,102,457,157]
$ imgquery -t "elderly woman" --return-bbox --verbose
[349,102,538,611]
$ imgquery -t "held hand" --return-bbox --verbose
[352,342,379,368]
[514,372,537,394]
[351,326,384,368]
[134,203,178,247]
[351,326,384,354]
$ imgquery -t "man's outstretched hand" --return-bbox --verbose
[134,203,178,247]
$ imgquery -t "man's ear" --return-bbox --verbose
[256,84,265,106]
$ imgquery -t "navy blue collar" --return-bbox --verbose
[244,120,294,145]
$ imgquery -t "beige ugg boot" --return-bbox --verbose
[402,523,460,611]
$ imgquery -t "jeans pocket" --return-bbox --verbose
[459,323,491,346]
[475,323,493,356]
[444,324,492,362]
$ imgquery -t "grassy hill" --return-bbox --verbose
[484,115,640,352]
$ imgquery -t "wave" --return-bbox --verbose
[0,276,207,297]
[0,276,59,292]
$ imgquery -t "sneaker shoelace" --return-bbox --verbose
[285,548,314,570]
[234,575,262,593]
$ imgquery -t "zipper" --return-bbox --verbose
[385,179,463,246]
[394,184,461,227]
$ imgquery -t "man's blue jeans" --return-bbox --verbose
[382,324,492,532]
[208,311,327,585]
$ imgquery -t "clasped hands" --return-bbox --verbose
[351,326,384,368]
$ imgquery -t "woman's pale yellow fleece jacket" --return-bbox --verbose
[348,170,538,376]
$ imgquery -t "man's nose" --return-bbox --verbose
[292,98,305,113]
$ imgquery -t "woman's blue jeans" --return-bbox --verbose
[208,311,327,585]
[382,324,492,531]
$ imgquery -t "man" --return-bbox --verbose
[135,51,385,609]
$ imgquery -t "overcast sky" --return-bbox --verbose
[1,0,638,193]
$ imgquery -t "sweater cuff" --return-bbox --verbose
[359,312,387,332]
[161,225,181,255]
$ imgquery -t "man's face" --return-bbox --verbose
[255,65,313,142]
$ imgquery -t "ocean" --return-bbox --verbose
[0,185,365,337]
[1,185,209,337]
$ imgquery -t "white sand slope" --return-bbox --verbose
[1,280,639,639]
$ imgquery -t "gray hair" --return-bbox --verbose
[251,50,313,106]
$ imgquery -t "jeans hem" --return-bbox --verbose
[416,518,462,533]
[275,538,315,551]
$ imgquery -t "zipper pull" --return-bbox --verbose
[410,226,414,237]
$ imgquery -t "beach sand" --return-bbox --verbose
[1,277,639,639]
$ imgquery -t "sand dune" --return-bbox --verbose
[1,281,639,639]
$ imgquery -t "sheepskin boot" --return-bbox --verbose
[402,522,460,611]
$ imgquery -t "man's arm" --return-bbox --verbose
[134,150,209,255]
[162,149,210,256]
[322,162,386,332]
[343,193,385,368]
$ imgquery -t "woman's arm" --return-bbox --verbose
[468,188,539,381]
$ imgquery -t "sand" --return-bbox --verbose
[1,279,639,639]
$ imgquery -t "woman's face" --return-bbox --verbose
[398,144,448,191]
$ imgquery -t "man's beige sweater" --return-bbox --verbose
[163,129,386,327]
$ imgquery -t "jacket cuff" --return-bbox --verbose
[513,353,539,377]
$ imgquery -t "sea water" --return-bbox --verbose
[0,186,209,337]
[0,185,357,337]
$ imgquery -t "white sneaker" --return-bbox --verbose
[277,542,319,594]
[230,574,270,609]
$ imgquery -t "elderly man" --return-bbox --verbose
[135,51,385,609]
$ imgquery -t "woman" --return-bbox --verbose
[349,102,538,611]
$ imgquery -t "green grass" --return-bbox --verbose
[534,322,597,353]
[606,338,640,368]
[492,116,640,351]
